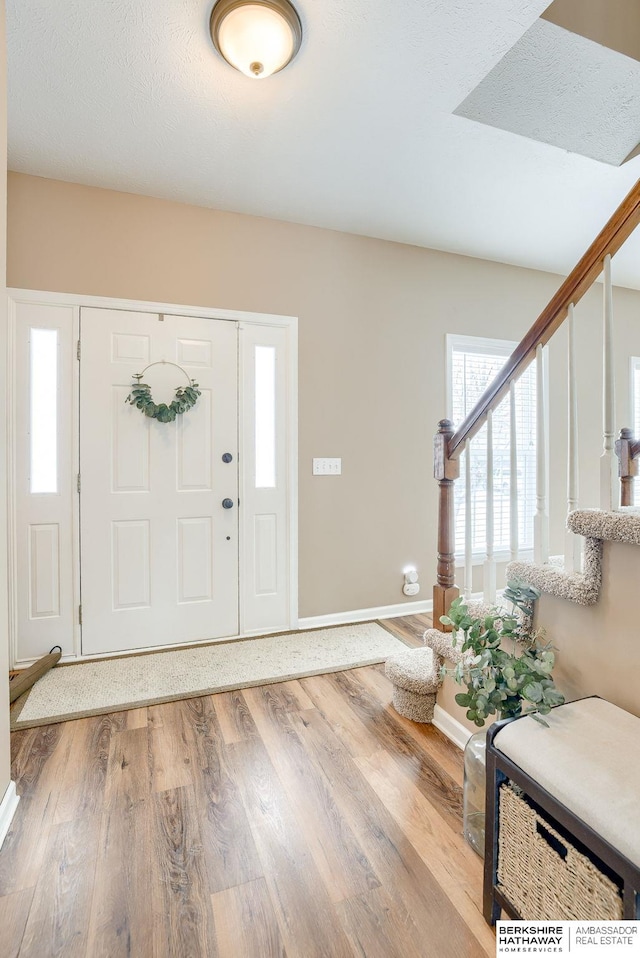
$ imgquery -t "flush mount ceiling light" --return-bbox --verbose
[210,0,302,79]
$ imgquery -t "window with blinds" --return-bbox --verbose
[447,335,537,558]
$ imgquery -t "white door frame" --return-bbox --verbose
[7,288,298,666]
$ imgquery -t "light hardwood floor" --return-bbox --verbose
[0,614,495,957]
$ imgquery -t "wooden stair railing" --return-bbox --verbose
[433,419,459,626]
[434,178,640,624]
[616,427,640,507]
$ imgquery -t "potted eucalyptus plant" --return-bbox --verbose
[439,581,565,856]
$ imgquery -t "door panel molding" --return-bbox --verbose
[79,307,239,655]
[239,323,297,633]
[8,289,298,667]
[8,298,81,667]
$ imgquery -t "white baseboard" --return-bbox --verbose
[0,781,19,849]
[432,704,472,751]
[298,598,432,631]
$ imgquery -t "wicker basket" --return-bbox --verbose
[497,783,623,920]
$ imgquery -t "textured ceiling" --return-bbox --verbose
[456,19,640,166]
[6,0,640,288]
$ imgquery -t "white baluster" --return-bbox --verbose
[565,304,581,571]
[534,344,550,565]
[483,411,496,603]
[509,381,518,564]
[464,441,473,599]
[600,253,617,510]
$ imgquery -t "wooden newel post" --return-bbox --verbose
[433,419,460,630]
[615,427,640,507]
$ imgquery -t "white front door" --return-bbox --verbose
[79,307,239,655]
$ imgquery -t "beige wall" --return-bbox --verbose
[439,536,640,737]
[8,173,640,630]
[439,536,640,738]
[439,533,640,737]
[0,1,11,800]
[543,0,640,64]
[536,540,640,719]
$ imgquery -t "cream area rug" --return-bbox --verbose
[11,622,406,729]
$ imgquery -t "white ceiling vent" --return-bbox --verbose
[454,18,640,166]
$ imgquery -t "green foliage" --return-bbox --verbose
[125,379,201,423]
[440,580,564,728]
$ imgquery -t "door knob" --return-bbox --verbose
[222,453,233,463]
[222,498,234,509]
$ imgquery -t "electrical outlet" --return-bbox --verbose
[313,458,342,475]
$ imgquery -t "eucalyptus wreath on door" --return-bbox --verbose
[125,361,201,423]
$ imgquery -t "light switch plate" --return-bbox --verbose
[313,458,342,476]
